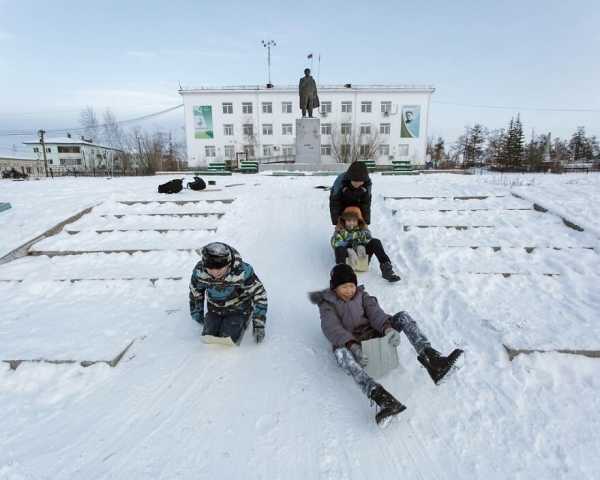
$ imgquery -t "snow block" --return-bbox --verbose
[202,335,236,346]
[346,247,369,272]
[0,202,12,213]
[362,332,401,379]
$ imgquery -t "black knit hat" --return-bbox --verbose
[202,242,232,269]
[347,161,369,182]
[330,263,358,290]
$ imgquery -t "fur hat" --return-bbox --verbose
[330,263,358,290]
[201,242,232,269]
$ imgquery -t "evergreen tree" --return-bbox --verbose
[569,127,587,161]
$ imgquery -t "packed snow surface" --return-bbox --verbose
[1,172,599,479]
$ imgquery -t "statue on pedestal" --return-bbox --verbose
[299,68,320,118]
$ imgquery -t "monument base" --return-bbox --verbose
[295,118,321,165]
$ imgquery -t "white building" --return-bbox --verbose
[23,136,124,172]
[0,154,43,176]
[179,84,435,167]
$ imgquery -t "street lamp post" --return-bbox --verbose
[261,40,276,86]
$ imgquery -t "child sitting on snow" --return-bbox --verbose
[309,264,463,425]
[331,207,400,282]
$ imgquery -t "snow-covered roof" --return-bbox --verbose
[0,154,37,161]
[22,137,123,151]
[180,83,435,94]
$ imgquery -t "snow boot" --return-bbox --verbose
[369,384,406,425]
[380,262,401,282]
[418,347,464,385]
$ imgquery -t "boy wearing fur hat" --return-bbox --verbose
[189,242,268,345]
[331,207,400,282]
[310,264,463,425]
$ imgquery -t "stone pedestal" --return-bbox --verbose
[295,118,321,165]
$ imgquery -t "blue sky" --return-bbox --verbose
[1,0,598,154]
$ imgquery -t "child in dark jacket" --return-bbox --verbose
[331,207,400,282]
[309,264,463,425]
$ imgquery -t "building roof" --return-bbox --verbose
[179,84,435,95]
[22,137,123,152]
[0,154,38,161]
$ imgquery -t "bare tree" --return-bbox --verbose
[330,124,380,164]
[79,106,100,142]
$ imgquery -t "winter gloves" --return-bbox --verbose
[253,325,265,344]
[253,318,266,344]
[385,328,401,347]
[349,343,368,368]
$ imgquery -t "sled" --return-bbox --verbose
[201,335,236,346]
[361,331,402,379]
[346,246,369,272]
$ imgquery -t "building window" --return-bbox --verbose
[26,167,32,173]
[398,144,409,156]
[33,147,39,153]
[281,102,292,113]
[205,146,216,157]
[321,123,332,135]
[224,124,234,136]
[46,148,51,153]
[381,101,392,114]
[359,145,371,157]
[361,101,372,113]
[360,124,371,135]
[224,145,235,159]
[380,123,391,135]
[379,144,390,156]
[341,101,352,113]
[222,103,233,114]
[340,144,351,158]
[58,146,81,153]
[320,101,332,113]
[321,144,332,156]
[282,145,294,157]
[262,124,273,135]
[341,123,352,135]
[263,145,273,157]
[242,102,253,114]
[243,124,254,136]
[262,102,272,113]
[282,123,293,135]
[243,145,255,158]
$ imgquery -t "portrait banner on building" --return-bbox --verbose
[193,105,214,139]
[400,105,420,138]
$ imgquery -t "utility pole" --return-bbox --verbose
[38,129,49,178]
[261,40,276,86]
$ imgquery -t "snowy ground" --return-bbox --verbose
[1,172,599,479]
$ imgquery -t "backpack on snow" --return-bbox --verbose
[158,178,183,194]
[187,176,207,191]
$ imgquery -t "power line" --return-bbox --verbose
[432,100,600,113]
[0,104,184,137]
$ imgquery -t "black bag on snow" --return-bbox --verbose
[158,178,183,194]
[187,176,207,191]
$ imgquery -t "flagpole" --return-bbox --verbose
[317,53,321,86]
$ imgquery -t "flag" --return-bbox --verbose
[307,53,313,59]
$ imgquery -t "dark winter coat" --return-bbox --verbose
[310,286,390,348]
[329,173,372,225]
[189,245,268,329]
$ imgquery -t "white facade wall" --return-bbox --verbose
[24,138,123,171]
[180,85,434,167]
